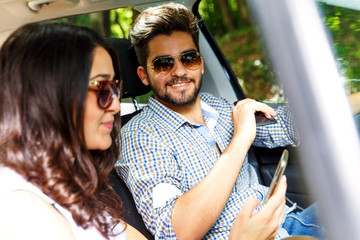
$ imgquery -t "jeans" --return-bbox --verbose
[281,203,327,240]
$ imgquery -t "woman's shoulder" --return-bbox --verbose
[0,189,76,240]
[0,167,54,203]
[0,167,74,239]
[0,167,128,240]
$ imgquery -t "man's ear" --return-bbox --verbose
[137,66,150,86]
[201,57,204,74]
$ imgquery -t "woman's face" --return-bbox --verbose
[84,46,120,150]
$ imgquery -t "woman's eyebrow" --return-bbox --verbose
[89,74,112,80]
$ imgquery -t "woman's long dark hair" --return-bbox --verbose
[0,22,123,239]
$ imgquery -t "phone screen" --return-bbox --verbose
[255,111,277,126]
[262,149,289,204]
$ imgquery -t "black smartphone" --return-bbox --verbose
[262,149,289,204]
[255,111,277,126]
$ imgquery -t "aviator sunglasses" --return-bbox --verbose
[88,79,121,109]
[148,50,202,76]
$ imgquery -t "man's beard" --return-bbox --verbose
[150,77,202,106]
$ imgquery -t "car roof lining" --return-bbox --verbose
[0,0,196,45]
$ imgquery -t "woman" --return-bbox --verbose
[0,22,145,240]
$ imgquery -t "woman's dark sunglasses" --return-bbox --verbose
[148,50,202,76]
[88,79,121,109]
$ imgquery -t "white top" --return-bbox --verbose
[0,166,127,240]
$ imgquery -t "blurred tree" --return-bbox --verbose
[235,0,250,27]
[215,0,235,31]
[110,8,134,38]
[200,0,360,100]
[53,14,90,27]
[89,11,110,37]
[320,3,360,94]
[200,0,277,101]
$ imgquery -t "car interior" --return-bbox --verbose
[104,36,312,239]
[1,0,360,238]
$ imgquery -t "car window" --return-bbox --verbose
[319,2,360,91]
[198,0,360,110]
[54,8,153,108]
[317,1,360,128]
[58,3,285,105]
[53,1,360,117]
[198,0,285,103]
[55,3,286,106]
[55,8,133,39]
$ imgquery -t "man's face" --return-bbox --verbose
[140,31,204,108]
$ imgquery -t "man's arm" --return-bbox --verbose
[123,129,250,240]
[253,104,299,148]
[171,99,277,240]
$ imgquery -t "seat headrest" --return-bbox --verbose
[106,38,151,98]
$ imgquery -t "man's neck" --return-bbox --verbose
[157,96,205,125]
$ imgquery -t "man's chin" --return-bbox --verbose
[153,84,201,106]
[161,92,198,106]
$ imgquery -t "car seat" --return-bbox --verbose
[106,38,154,239]
[106,38,151,126]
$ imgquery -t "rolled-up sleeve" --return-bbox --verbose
[253,105,300,148]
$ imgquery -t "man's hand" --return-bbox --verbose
[232,99,277,145]
[229,175,287,240]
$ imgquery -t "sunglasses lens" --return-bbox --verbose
[153,57,174,75]
[151,52,201,76]
[181,52,201,70]
[97,82,112,109]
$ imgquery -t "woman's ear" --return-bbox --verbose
[137,66,149,86]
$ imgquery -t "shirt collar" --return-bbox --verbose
[200,100,219,133]
[147,94,220,133]
[147,96,188,132]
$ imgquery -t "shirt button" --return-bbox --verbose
[207,134,211,138]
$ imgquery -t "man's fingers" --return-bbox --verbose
[234,98,277,118]
[241,197,260,218]
[273,175,287,197]
[262,176,287,214]
[234,98,256,107]
[278,211,285,226]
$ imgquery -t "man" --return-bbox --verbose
[116,3,324,240]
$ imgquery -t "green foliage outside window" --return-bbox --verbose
[199,0,281,101]
[109,8,133,39]
[199,1,360,101]
[319,3,360,94]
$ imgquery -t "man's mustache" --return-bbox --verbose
[166,77,195,86]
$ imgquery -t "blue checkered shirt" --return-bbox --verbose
[116,93,298,239]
